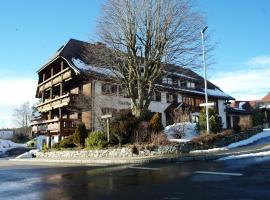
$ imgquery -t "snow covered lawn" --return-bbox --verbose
[164,122,198,143]
[226,129,270,148]
[0,139,26,155]
[217,151,270,161]
[190,129,270,154]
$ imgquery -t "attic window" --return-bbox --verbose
[101,83,117,95]
[162,77,173,85]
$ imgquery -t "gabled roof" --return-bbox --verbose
[38,38,234,100]
[261,92,270,102]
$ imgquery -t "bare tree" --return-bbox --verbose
[95,0,210,117]
[12,101,32,136]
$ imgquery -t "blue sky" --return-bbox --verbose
[0,0,269,128]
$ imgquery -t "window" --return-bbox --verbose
[186,82,195,88]
[119,86,129,98]
[101,83,117,95]
[183,96,195,106]
[166,93,178,103]
[151,91,161,102]
[101,108,117,115]
[181,81,187,88]
[162,77,173,85]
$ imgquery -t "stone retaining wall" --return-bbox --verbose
[34,127,262,159]
[34,145,178,159]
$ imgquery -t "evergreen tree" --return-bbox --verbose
[73,123,88,147]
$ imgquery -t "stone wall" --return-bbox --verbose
[34,127,262,159]
[174,127,263,153]
[34,145,178,159]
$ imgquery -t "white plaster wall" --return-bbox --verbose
[51,135,60,146]
[218,99,227,128]
[93,81,132,130]
[149,92,170,127]
[93,81,172,128]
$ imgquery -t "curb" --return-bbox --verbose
[9,144,270,166]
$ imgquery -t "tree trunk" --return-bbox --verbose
[131,106,147,118]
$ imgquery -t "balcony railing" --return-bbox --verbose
[31,118,79,135]
[38,68,72,92]
[37,93,78,112]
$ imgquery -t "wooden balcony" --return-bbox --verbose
[37,93,78,112]
[31,118,79,136]
[38,68,72,92]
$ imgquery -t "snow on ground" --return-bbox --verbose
[16,149,39,159]
[164,122,198,143]
[227,129,270,148]
[190,129,270,154]
[0,139,26,155]
[217,151,270,161]
[190,147,228,154]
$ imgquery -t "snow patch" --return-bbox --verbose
[190,129,270,154]
[0,139,26,155]
[227,129,270,148]
[190,147,228,154]
[204,88,231,98]
[16,149,39,159]
[238,102,246,110]
[164,122,198,143]
[217,150,270,161]
[71,58,122,77]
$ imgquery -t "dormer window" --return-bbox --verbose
[162,77,173,85]
[180,81,195,88]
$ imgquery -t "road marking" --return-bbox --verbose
[129,166,160,171]
[195,171,243,176]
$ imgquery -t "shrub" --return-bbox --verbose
[197,108,223,134]
[191,129,234,145]
[26,138,37,147]
[138,110,154,121]
[11,134,30,143]
[42,142,47,150]
[52,142,61,149]
[73,123,88,147]
[209,115,223,134]
[251,110,264,126]
[132,121,151,144]
[238,116,253,131]
[57,136,76,148]
[149,113,164,133]
[110,110,139,145]
[85,131,108,149]
[148,132,169,145]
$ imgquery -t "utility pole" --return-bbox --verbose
[201,26,210,134]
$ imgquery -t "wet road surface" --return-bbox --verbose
[1,155,270,200]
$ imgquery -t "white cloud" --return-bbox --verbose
[210,55,270,101]
[247,55,270,68]
[0,78,37,128]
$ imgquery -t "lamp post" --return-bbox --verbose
[201,26,210,134]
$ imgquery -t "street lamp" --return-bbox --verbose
[201,26,210,134]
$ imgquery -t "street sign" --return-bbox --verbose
[101,114,112,142]
[199,102,215,107]
[101,114,112,119]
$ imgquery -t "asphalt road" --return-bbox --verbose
[1,154,270,200]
